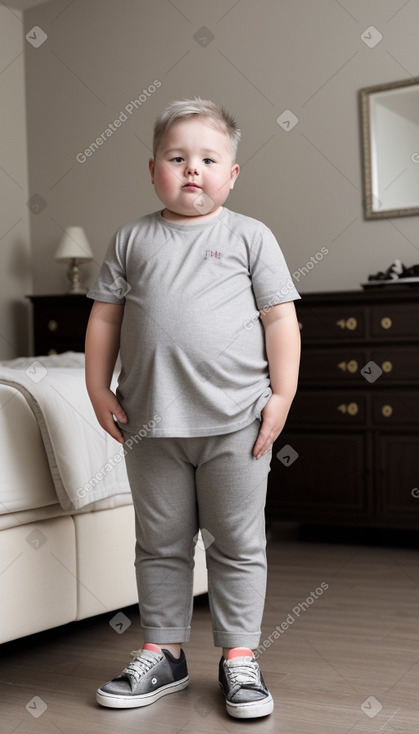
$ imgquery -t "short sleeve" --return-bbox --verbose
[86,227,128,305]
[249,225,301,310]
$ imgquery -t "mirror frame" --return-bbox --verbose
[360,77,419,219]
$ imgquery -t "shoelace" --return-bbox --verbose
[226,659,261,691]
[121,650,160,683]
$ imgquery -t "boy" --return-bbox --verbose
[85,98,301,719]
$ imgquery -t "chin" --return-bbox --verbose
[169,205,201,217]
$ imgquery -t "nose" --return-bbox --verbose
[186,162,199,176]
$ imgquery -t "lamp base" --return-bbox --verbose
[66,259,88,295]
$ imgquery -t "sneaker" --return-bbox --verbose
[368,259,406,282]
[219,648,274,719]
[96,643,189,709]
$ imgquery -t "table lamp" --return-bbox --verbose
[55,227,94,294]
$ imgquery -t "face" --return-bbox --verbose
[149,117,240,223]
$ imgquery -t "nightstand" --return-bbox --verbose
[27,295,93,355]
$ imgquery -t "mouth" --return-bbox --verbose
[182,183,201,190]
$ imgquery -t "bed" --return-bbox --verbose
[0,353,208,644]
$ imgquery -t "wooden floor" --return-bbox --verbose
[1,523,419,733]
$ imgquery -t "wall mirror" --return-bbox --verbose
[360,77,419,219]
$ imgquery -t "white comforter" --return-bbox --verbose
[0,352,131,510]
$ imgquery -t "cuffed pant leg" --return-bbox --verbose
[123,433,198,644]
[194,420,272,649]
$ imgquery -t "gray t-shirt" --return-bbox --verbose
[87,207,301,437]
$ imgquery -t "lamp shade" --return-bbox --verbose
[55,227,93,262]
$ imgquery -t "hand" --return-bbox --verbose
[90,388,128,444]
[253,394,290,459]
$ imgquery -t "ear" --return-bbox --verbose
[229,163,240,190]
[149,158,155,184]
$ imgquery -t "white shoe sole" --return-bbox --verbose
[226,692,274,718]
[96,675,189,709]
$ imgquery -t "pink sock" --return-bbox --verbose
[143,643,162,654]
[227,647,253,660]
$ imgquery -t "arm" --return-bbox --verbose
[253,300,301,459]
[85,300,128,443]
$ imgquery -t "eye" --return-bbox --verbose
[203,158,215,165]
[170,157,184,163]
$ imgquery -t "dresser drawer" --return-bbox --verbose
[370,304,419,339]
[371,393,419,425]
[299,349,367,383]
[288,391,367,426]
[375,434,419,522]
[269,431,369,518]
[33,305,91,342]
[370,348,419,383]
[33,335,86,355]
[299,347,419,385]
[296,306,366,341]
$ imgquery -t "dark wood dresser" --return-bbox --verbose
[267,287,419,529]
[27,295,93,355]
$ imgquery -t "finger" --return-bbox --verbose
[102,415,125,444]
[254,441,271,460]
[253,431,270,459]
[112,423,125,444]
[112,407,128,424]
[109,397,128,423]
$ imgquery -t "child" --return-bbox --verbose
[85,98,301,719]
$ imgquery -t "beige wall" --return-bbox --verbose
[0,6,32,360]
[2,0,419,357]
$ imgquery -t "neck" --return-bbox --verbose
[161,206,223,225]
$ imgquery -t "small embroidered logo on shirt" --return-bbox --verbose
[204,250,222,259]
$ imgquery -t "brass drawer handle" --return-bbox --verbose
[346,317,357,331]
[380,317,392,330]
[336,317,358,330]
[337,360,358,373]
[337,402,359,415]
[48,319,58,332]
[381,361,392,373]
[381,404,393,417]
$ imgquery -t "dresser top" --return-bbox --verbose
[298,287,419,304]
[26,294,90,303]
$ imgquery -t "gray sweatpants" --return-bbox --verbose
[123,419,272,649]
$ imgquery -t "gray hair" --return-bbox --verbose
[152,97,241,162]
